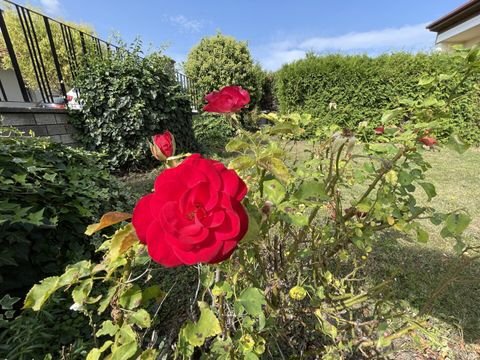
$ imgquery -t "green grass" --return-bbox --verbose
[364,148,480,355]
[121,146,480,357]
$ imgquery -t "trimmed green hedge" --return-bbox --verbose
[275,53,480,143]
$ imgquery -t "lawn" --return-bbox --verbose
[122,145,480,358]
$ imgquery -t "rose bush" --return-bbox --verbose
[203,85,250,113]
[132,154,248,266]
[150,131,175,161]
[20,47,479,360]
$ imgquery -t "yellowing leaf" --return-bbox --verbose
[85,212,132,236]
[182,306,221,347]
[109,224,139,262]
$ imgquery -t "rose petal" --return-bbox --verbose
[132,193,156,244]
[220,168,247,201]
[146,221,183,267]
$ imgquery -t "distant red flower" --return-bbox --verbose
[374,126,384,135]
[150,131,175,161]
[132,154,248,267]
[419,136,437,148]
[203,86,250,113]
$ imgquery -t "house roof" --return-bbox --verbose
[427,0,480,33]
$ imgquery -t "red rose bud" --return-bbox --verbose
[132,154,248,267]
[374,126,384,135]
[419,136,437,148]
[150,131,175,161]
[203,85,250,113]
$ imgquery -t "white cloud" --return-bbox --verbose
[256,23,436,71]
[40,0,62,16]
[167,15,203,33]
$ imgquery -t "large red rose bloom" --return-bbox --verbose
[132,154,248,267]
[203,86,250,113]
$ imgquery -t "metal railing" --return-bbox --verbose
[0,0,198,109]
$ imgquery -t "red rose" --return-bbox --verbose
[374,126,384,135]
[150,131,175,161]
[132,154,248,267]
[203,86,250,113]
[419,136,437,148]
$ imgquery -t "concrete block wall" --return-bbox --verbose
[0,106,77,146]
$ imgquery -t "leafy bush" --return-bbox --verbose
[275,52,480,144]
[185,33,264,109]
[192,113,235,154]
[71,41,197,172]
[0,130,131,296]
[0,293,91,360]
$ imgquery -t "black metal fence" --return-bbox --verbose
[0,0,198,109]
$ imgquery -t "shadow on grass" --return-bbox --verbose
[365,233,480,343]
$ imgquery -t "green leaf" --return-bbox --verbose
[111,341,137,360]
[225,138,250,153]
[98,285,118,314]
[447,134,469,154]
[419,182,436,201]
[416,228,429,243]
[23,276,60,311]
[72,278,93,305]
[259,157,291,184]
[138,350,159,360]
[27,208,45,225]
[96,320,120,337]
[141,285,164,305]
[294,180,327,201]
[229,155,255,171]
[119,285,143,310]
[126,309,151,328]
[236,288,266,317]
[86,341,113,360]
[263,179,286,204]
[267,122,300,135]
[183,306,222,347]
[0,294,20,310]
[116,324,137,344]
[444,213,471,235]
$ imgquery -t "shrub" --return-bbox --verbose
[71,41,197,172]
[185,33,263,109]
[192,113,235,154]
[0,130,131,296]
[275,52,480,143]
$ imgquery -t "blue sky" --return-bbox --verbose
[22,0,465,70]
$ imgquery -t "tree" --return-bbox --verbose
[0,4,97,93]
[184,33,263,109]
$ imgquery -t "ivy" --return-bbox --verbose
[71,40,198,172]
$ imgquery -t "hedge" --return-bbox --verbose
[275,52,480,143]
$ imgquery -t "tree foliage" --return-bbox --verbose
[0,4,97,93]
[184,33,263,109]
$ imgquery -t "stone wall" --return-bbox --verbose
[0,106,77,145]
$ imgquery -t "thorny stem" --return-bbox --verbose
[345,147,406,221]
